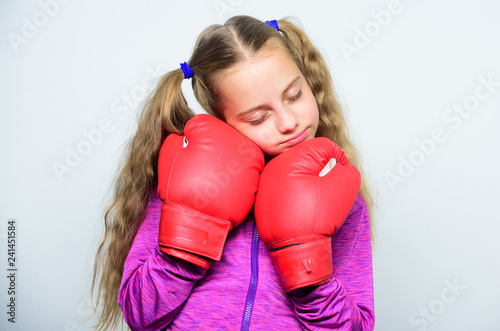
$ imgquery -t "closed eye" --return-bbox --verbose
[249,113,268,125]
[287,90,302,102]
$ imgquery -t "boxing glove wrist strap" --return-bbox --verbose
[160,247,213,270]
[158,202,232,265]
[269,237,333,292]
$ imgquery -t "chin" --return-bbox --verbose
[263,147,284,161]
[264,147,290,160]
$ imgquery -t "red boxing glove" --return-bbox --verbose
[157,114,264,269]
[255,137,361,292]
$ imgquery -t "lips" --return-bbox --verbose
[282,129,308,146]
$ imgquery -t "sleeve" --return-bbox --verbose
[289,195,375,331]
[118,187,208,331]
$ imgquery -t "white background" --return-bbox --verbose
[1,0,499,330]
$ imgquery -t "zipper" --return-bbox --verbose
[240,218,259,331]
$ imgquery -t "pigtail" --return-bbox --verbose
[278,18,377,244]
[154,69,196,136]
[90,68,195,330]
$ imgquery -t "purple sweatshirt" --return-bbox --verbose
[118,186,375,330]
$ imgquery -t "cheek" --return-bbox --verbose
[225,117,275,151]
[304,94,319,123]
[248,125,275,148]
[312,105,320,123]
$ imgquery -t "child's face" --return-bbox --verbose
[217,49,319,157]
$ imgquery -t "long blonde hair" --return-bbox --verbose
[90,15,377,330]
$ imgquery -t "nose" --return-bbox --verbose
[275,107,297,134]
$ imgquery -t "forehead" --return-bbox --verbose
[215,48,301,94]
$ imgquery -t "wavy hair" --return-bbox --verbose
[89,15,377,330]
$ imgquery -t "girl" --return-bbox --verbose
[91,15,376,330]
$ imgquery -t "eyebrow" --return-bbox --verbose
[237,76,301,117]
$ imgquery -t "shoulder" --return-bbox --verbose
[331,194,373,271]
[135,185,162,233]
[333,194,370,248]
[347,194,369,221]
[145,185,162,214]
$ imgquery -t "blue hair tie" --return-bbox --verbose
[180,62,193,79]
[265,20,279,31]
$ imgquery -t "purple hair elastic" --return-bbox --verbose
[265,20,279,31]
[180,62,193,79]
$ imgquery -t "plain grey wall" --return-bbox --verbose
[1,0,499,330]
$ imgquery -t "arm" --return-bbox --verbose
[289,195,375,330]
[118,187,208,331]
